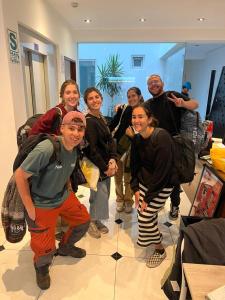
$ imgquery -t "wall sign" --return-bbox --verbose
[8,29,20,63]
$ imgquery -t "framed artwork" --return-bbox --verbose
[189,165,224,217]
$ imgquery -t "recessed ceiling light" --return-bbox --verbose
[71,2,78,8]
[139,18,146,22]
[197,17,206,22]
[84,19,91,23]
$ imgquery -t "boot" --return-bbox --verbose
[34,264,50,290]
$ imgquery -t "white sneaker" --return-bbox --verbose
[95,220,109,234]
[116,202,124,212]
[88,221,101,239]
[124,201,133,213]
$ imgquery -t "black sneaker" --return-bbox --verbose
[35,264,50,290]
[58,243,86,258]
[169,205,179,220]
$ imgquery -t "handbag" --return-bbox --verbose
[79,157,100,191]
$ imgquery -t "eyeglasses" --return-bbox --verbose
[148,80,161,86]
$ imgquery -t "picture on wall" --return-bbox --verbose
[189,165,224,217]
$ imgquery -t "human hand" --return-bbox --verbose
[27,204,36,221]
[134,191,140,208]
[168,93,185,107]
[125,126,135,138]
[140,200,148,212]
[114,104,123,113]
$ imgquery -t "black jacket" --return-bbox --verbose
[85,113,117,177]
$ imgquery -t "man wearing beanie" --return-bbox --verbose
[14,111,90,290]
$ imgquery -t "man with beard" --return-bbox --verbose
[144,74,198,220]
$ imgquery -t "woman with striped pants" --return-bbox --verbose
[130,105,178,268]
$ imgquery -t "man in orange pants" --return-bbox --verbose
[15,111,90,290]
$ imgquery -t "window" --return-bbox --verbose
[79,60,95,95]
[132,55,144,68]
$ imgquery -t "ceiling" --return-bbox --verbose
[46,0,225,30]
[45,0,225,58]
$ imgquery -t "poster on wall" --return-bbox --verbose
[7,29,20,63]
[189,165,224,217]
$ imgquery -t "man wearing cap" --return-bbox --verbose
[144,75,198,220]
[15,111,90,290]
[181,81,192,97]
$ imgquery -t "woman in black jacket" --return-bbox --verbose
[83,87,118,239]
[130,104,177,268]
[109,87,144,213]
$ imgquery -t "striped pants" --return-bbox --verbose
[137,183,173,247]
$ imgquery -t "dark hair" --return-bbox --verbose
[132,104,158,127]
[60,80,80,98]
[83,87,103,104]
[127,87,144,103]
[147,74,163,84]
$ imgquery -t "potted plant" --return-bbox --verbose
[97,54,124,116]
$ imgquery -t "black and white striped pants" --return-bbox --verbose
[137,183,173,247]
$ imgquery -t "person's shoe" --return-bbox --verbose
[146,250,166,268]
[88,221,101,238]
[35,264,50,290]
[169,205,179,220]
[95,220,109,234]
[124,201,133,213]
[116,201,124,212]
[58,243,86,258]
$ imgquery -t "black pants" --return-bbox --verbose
[170,184,181,207]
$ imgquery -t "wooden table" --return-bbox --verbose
[183,263,225,300]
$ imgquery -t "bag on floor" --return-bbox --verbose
[1,175,26,243]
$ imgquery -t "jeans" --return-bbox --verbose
[89,177,111,220]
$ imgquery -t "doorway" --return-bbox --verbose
[23,50,49,116]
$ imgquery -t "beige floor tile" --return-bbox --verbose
[0,249,40,299]
[115,257,169,300]
[39,255,116,300]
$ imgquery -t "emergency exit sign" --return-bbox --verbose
[8,29,20,63]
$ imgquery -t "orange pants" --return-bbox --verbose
[26,192,90,266]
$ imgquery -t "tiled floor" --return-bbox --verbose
[0,180,191,300]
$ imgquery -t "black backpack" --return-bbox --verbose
[13,133,61,173]
[180,110,205,154]
[165,95,196,184]
[16,107,62,149]
[1,134,61,243]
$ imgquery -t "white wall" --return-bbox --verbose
[73,29,225,43]
[0,0,18,202]
[0,0,76,203]
[184,45,225,119]
[2,0,76,128]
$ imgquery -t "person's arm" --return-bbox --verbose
[144,130,174,204]
[130,137,141,193]
[29,107,60,136]
[168,92,199,110]
[14,168,35,220]
[85,118,108,173]
[108,106,123,132]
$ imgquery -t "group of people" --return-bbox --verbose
[14,75,198,289]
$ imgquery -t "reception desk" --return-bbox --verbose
[183,263,225,300]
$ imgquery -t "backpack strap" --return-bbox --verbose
[51,107,63,133]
